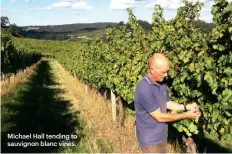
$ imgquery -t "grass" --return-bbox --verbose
[1,60,83,153]
[1,61,40,96]
[50,60,115,153]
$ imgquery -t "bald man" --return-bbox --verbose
[134,53,201,153]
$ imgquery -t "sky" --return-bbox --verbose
[0,0,231,26]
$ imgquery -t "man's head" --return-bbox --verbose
[147,53,170,83]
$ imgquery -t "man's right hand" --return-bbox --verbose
[184,110,201,119]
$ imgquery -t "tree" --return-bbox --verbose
[106,24,112,28]
[1,16,10,28]
[192,20,215,33]
[8,24,20,37]
[118,21,125,26]
[137,20,152,31]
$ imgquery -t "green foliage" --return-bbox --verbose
[1,35,42,74]
[191,20,215,33]
[8,24,20,37]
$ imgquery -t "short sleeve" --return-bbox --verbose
[139,89,160,113]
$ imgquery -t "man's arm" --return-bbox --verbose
[167,101,199,111]
[149,108,201,123]
[167,101,185,111]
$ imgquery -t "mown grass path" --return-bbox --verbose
[1,60,83,153]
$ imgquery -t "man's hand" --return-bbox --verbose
[184,110,201,119]
[187,103,199,112]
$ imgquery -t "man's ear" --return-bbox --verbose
[151,69,155,74]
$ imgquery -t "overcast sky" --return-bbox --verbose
[1,0,231,26]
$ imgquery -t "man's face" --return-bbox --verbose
[151,65,170,82]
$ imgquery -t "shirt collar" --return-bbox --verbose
[144,74,160,87]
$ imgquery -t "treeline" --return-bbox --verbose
[119,19,215,33]
[20,22,118,33]
[17,23,117,40]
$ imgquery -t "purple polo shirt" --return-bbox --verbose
[134,74,170,147]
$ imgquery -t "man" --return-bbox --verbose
[134,53,201,153]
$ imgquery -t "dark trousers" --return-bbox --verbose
[140,141,168,153]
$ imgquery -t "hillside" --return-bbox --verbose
[67,29,106,41]
[19,22,117,33]
[15,20,214,41]
[17,22,117,41]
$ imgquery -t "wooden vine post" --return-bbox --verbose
[116,96,124,127]
[104,90,107,99]
[111,90,116,121]
[85,85,88,95]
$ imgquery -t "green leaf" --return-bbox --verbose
[218,44,226,51]
[204,72,218,90]
[225,111,232,117]
[194,118,199,123]
[213,122,219,130]
[226,2,232,12]
[187,132,192,137]
[211,6,218,14]
[229,27,232,33]
[169,68,175,78]
[177,125,184,132]
[219,128,225,135]
[224,67,232,76]
[222,89,232,103]
[224,119,229,125]
[180,72,188,82]
[205,58,214,69]
[189,122,198,133]
[188,63,194,72]
[213,44,218,49]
